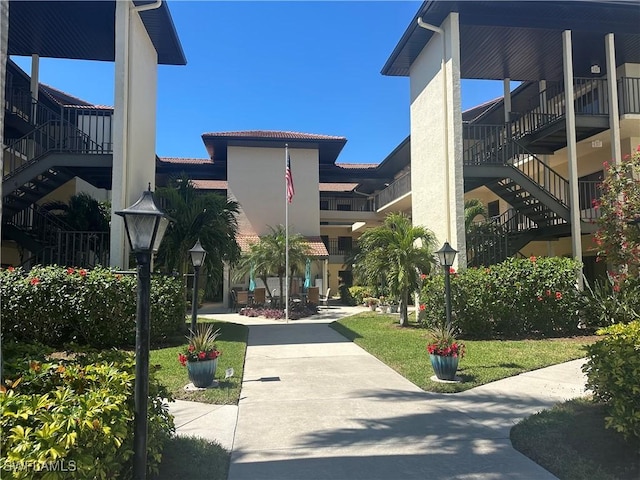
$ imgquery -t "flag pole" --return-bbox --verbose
[285,144,289,323]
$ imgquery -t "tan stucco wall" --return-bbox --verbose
[409,12,465,268]
[227,146,320,237]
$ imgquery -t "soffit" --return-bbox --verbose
[383,1,640,81]
[8,0,186,65]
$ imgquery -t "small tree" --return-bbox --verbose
[594,147,640,276]
[354,213,437,327]
[235,225,309,307]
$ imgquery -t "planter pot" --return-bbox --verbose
[369,304,377,311]
[187,358,218,388]
[379,305,389,314]
[429,354,459,381]
[389,305,398,314]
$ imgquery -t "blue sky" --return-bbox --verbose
[13,1,508,164]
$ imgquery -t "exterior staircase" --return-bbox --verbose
[2,94,113,266]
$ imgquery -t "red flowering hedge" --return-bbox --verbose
[419,257,584,338]
[0,265,186,348]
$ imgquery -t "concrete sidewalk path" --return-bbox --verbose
[169,305,588,479]
[227,308,587,480]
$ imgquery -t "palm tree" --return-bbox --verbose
[42,193,110,231]
[155,174,241,296]
[464,199,488,233]
[234,225,309,307]
[353,212,437,327]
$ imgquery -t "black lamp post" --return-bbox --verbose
[436,241,458,329]
[189,239,207,334]
[115,187,170,480]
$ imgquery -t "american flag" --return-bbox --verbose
[285,154,295,203]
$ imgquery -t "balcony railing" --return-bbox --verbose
[619,77,640,114]
[375,171,411,209]
[320,196,374,212]
[324,239,357,256]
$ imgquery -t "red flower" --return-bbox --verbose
[613,284,621,292]
[546,290,551,296]
[79,269,87,277]
[529,256,537,262]
[198,351,206,360]
[188,345,195,352]
[7,266,15,272]
[555,291,562,300]
[537,296,543,302]
[30,277,40,285]
[420,274,427,280]
[178,354,187,366]
[419,304,426,311]
[67,268,75,275]
[208,350,220,359]
[449,267,456,274]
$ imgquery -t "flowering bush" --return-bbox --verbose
[594,146,640,272]
[426,324,466,358]
[178,325,221,365]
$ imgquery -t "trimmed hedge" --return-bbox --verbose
[0,266,186,348]
[1,346,174,479]
[419,257,584,338]
[583,321,640,441]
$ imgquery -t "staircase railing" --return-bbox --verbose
[467,210,536,267]
[3,120,103,184]
[512,77,610,138]
[463,123,570,207]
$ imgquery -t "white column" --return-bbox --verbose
[605,33,622,166]
[0,0,8,247]
[223,262,230,309]
[111,0,131,268]
[30,54,39,99]
[562,30,584,288]
[503,78,511,123]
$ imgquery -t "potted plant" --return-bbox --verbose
[178,324,222,388]
[364,297,379,311]
[426,323,465,381]
[379,296,389,314]
[388,297,399,314]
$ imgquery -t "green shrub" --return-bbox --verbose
[0,266,186,348]
[0,348,174,479]
[348,286,371,305]
[582,274,640,329]
[583,321,640,441]
[338,283,356,305]
[419,257,583,338]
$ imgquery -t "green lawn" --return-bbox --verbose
[151,319,248,404]
[511,398,640,480]
[331,312,595,393]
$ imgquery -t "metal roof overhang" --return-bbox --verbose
[382,1,640,81]
[8,0,186,66]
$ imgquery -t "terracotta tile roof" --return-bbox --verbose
[158,157,213,165]
[40,83,113,110]
[192,180,228,190]
[336,163,378,169]
[202,130,346,141]
[237,235,328,257]
[319,183,359,192]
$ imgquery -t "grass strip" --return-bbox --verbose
[331,312,595,393]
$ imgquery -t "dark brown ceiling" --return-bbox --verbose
[383,1,640,81]
[8,0,186,65]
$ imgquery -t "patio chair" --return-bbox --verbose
[306,286,319,305]
[233,290,249,312]
[252,287,266,306]
[319,288,331,308]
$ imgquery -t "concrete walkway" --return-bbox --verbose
[169,305,588,480]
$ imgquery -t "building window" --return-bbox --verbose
[320,200,329,210]
[337,236,352,254]
[488,200,500,219]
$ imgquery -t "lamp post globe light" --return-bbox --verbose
[189,239,207,334]
[435,241,458,329]
[115,186,171,480]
